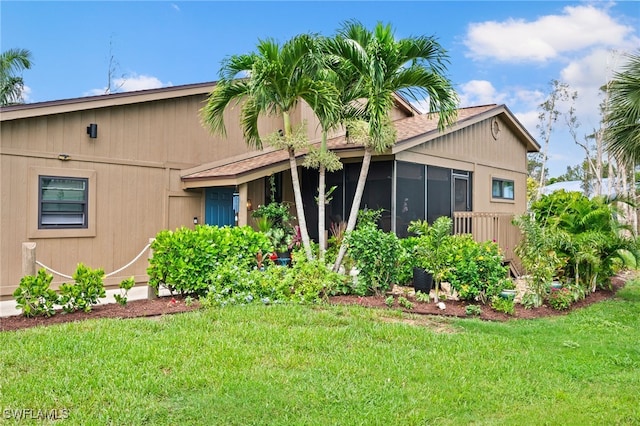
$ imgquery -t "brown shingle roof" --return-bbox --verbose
[182,104,536,186]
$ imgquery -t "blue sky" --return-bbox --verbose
[2,1,639,177]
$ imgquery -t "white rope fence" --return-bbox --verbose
[34,243,152,280]
[34,262,73,280]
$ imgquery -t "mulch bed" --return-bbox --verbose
[0,296,201,332]
[331,277,624,322]
[0,273,631,332]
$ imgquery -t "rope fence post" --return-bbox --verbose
[147,237,156,300]
[22,242,37,278]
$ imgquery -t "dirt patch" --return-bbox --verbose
[0,272,632,332]
[377,314,459,333]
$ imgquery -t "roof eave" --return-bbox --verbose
[0,81,217,121]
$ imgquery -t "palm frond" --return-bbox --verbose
[200,80,251,136]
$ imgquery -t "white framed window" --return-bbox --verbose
[492,178,514,200]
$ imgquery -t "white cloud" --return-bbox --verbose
[458,80,506,107]
[464,4,634,62]
[20,85,33,103]
[116,74,166,92]
[514,110,539,135]
[84,73,172,97]
[171,3,180,12]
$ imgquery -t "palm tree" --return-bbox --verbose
[301,65,343,259]
[303,40,367,259]
[328,21,459,272]
[0,48,33,106]
[604,50,640,166]
[201,34,338,261]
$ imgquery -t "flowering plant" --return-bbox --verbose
[547,287,572,310]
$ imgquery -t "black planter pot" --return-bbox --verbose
[276,251,291,267]
[412,267,433,294]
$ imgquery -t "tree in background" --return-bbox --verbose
[535,80,574,200]
[0,48,32,106]
[328,21,459,272]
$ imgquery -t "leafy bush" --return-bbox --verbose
[59,263,106,313]
[347,218,402,295]
[445,235,510,303]
[513,214,563,307]
[408,216,454,298]
[547,287,573,310]
[201,255,343,308]
[202,263,278,308]
[415,291,430,302]
[252,202,294,234]
[529,190,639,292]
[397,296,414,310]
[491,295,515,315]
[286,255,344,303]
[13,269,58,317]
[465,304,482,316]
[114,277,135,306]
[147,225,272,296]
[396,237,419,285]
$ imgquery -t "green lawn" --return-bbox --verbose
[1,281,639,425]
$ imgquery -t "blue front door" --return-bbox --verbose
[205,188,235,226]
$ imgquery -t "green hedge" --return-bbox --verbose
[147,225,271,296]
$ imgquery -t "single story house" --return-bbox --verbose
[0,82,539,299]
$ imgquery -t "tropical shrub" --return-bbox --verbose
[201,255,343,308]
[445,235,510,302]
[547,287,573,310]
[513,214,563,307]
[465,304,482,316]
[347,209,402,295]
[147,225,272,296]
[251,201,295,231]
[396,237,419,285]
[289,255,346,302]
[13,269,58,317]
[491,295,515,315]
[58,263,106,313]
[408,216,454,300]
[529,190,639,292]
[114,277,135,306]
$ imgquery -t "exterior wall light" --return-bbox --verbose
[87,123,98,138]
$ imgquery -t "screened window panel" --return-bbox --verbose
[426,166,451,224]
[396,161,425,237]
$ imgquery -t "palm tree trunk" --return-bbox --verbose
[283,113,314,261]
[318,164,326,260]
[333,147,373,272]
[287,147,314,260]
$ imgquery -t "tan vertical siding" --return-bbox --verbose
[401,116,529,214]
[0,93,265,297]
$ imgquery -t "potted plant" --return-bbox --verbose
[412,264,434,295]
[266,227,291,266]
